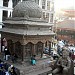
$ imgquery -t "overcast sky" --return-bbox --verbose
[54,0,75,11]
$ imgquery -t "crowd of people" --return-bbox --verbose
[51,40,74,75]
[0,60,18,75]
[1,38,74,75]
[1,38,18,62]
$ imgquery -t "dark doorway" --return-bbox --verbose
[3,10,8,21]
[7,40,13,55]
[15,41,22,58]
[36,41,43,57]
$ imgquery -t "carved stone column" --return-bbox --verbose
[22,45,25,61]
[34,44,36,55]
[49,41,51,55]
[41,43,44,58]
[13,43,15,54]
[32,44,36,56]
[43,43,45,48]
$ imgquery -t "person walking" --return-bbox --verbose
[31,55,36,65]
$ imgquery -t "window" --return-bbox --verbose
[50,14,53,22]
[49,27,52,31]
[46,13,49,22]
[42,12,45,19]
[2,10,8,21]
[3,0,9,7]
[46,13,49,18]
[47,1,50,10]
[50,2,54,11]
[42,0,46,9]
[12,0,20,7]
[35,0,39,5]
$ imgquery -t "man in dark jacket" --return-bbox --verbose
[4,47,10,60]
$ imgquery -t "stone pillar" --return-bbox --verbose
[13,43,15,53]
[42,43,45,57]
[51,42,52,48]
[32,44,36,56]
[41,43,43,58]
[49,41,51,55]
[52,42,54,48]
[45,41,47,47]
[22,45,25,61]
[34,44,36,55]
[43,43,45,49]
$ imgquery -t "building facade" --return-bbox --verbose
[36,0,54,23]
[0,0,13,26]
[55,9,75,45]
[56,19,75,45]
[0,0,13,51]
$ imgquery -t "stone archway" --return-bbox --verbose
[25,42,34,57]
[36,41,43,57]
[7,39,13,55]
[15,41,22,58]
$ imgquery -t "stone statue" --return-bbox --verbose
[52,49,71,75]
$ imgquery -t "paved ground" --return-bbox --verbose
[0,52,53,75]
[0,52,74,75]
